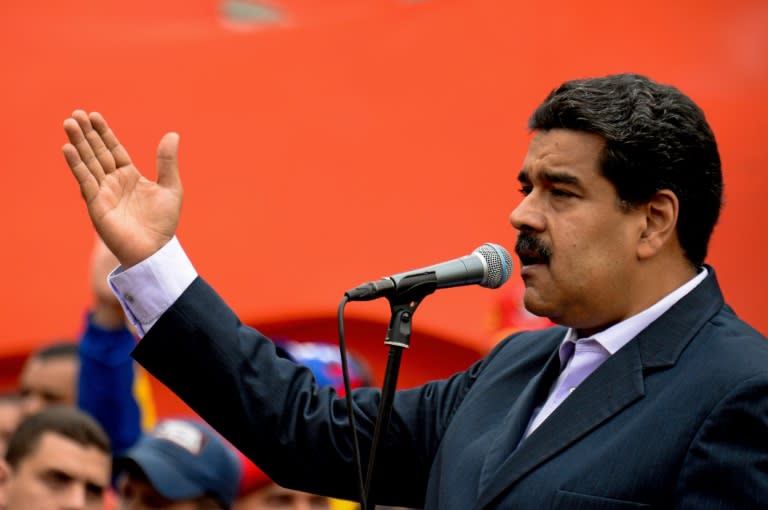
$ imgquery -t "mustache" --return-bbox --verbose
[515,234,552,263]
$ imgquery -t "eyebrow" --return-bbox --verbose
[517,169,582,187]
[44,469,105,494]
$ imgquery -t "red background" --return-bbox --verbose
[2,1,766,412]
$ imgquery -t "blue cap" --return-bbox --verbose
[117,418,241,508]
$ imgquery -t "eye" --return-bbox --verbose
[517,185,532,196]
[42,392,64,404]
[550,188,575,198]
[41,470,72,490]
[85,483,105,501]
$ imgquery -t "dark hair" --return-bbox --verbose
[4,406,110,468]
[32,341,79,361]
[529,73,722,266]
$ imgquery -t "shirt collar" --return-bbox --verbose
[559,267,709,357]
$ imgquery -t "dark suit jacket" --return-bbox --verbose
[133,268,768,509]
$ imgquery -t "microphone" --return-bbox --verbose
[345,243,513,301]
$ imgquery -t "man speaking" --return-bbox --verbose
[62,73,768,509]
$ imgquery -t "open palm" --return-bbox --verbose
[63,110,183,267]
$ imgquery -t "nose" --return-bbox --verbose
[19,394,45,419]
[509,194,545,233]
[61,483,87,510]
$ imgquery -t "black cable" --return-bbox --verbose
[337,295,369,510]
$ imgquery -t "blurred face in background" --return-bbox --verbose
[116,472,224,510]
[18,356,78,418]
[0,431,110,510]
[234,484,330,510]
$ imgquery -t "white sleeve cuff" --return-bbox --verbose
[108,236,197,336]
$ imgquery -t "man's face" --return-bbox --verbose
[19,356,78,418]
[116,475,215,510]
[233,483,330,510]
[509,129,647,334]
[2,431,110,510]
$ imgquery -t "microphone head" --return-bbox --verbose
[474,243,513,289]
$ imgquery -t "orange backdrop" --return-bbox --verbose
[2,1,767,405]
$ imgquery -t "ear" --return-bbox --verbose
[636,189,679,260]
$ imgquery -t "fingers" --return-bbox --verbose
[89,112,133,169]
[63,110,107,182]
[62,110,134,182]
[156,132,182,192]
[62,142,99,203]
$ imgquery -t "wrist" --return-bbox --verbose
[90,303,126,329]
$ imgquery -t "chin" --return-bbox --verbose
[522,296,553,320]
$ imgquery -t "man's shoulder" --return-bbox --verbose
[711,302,767,341]
[699,304,768,369]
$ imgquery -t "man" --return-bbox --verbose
[78,236,152,458]
[114,418,241,510]
[19,342,79,418]
[0,406,111,510]
[62,73,768,508]
[234,462,330,510]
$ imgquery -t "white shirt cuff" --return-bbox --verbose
[108,237,197,337]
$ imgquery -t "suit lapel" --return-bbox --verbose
[475,340,645,509]
[473,267,725,509]
[477,347,562,493]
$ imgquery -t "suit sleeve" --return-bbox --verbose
[131,276,481,507]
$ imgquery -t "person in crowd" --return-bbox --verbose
[78,239,241,509]
[18,341,79,419]
[234,453,332,510]
[0,406,111,510]
[114,417,241,510]
[62,73,768,508]
[78,236,154,459]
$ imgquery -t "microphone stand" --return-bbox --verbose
[362,273,438,510]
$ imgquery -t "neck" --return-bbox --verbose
[575,258,700,338]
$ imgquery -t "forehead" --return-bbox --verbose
[519,129,605,182]
[20,356,77,385]
[117,475,203,508]
[17,432,110,485]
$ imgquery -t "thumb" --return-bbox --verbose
[156,132,181,190]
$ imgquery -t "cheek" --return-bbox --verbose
[7,480,39,504]
[547,232,622,293]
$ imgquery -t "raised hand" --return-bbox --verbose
[62,110,183,267]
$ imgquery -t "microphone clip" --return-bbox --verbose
[345,271,439,302]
